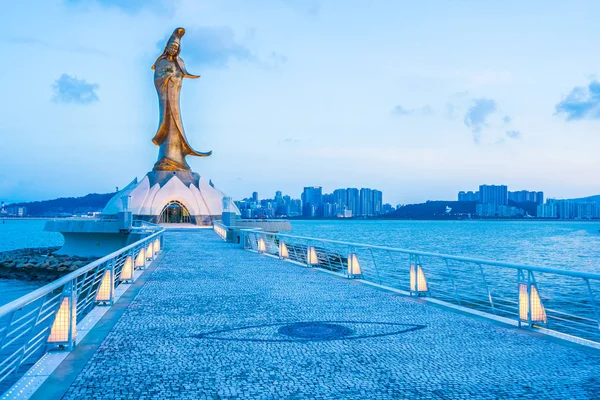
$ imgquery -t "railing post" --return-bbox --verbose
[478,263,496,315]
[584,278,600,332]
[444,259,461,306]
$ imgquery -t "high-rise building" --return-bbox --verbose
[302,186,323,217]
[333,188,346,209]
[346,188,360,216]
[372,190,383,215]
[274,191,283,204]
[508,190,544,205]
[479,185,508,206]
[252,191,259,203]
[359,188,373,216]
[458,191,480,202]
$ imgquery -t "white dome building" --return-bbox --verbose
[103,170,240,225]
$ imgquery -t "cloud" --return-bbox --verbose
[503,115,511,124]
[64,0,174,14]
[157,26,253,68]
[392,105,433,116]
[52,74,99,105]
[555,80,600,121]
[464,98,496,143]
[506,130,522,139]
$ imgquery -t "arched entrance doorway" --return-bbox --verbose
[159,201,192,223]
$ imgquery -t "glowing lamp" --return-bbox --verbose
[410,263,428,296]
[347,253,362,278]
[47,295,76,349]
[519,282,547,325]
[307,246,318,266]
[121,255,134,283]
[135,248,146,268]
[95,269,113,305]
[257,238,266,253]
[153,238,161,254]
[279,241,289,259]
[146,242,154,260]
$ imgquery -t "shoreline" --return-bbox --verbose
[0,247,97,282]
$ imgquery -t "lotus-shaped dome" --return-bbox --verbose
[103,171,240,224]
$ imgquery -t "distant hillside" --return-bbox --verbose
[6,192,116,217]
[569,195,600,204]
[385,201,476,219]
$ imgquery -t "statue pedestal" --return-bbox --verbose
[102,171,240,225]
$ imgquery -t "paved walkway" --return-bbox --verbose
[60,230,600,399]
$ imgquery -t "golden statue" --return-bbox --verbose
[151,27,211,171]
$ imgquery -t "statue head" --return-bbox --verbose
[167,40,179,57]
[152,27,186,69]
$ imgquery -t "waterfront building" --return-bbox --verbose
[302,186,323,217]
[508,190,544,205]
[537,199,600,219]
[359,188,373,216]
[372,190,383,215]
[346,188,360,217]
[479,185,508,206]
[458,191,480,202]
[382,203,394,214]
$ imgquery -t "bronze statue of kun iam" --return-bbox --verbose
[151,27,212,171]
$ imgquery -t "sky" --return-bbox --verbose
[1,0,600,205]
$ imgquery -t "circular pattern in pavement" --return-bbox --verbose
[278,322,354,340]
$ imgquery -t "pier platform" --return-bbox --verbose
[35,230,600,399]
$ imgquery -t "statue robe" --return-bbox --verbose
[152,57,211,171]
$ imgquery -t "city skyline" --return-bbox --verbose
[2,1,600,204]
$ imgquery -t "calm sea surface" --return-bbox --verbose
[0,220,64,305]
[0,219,599,306]
[290,220,600,273]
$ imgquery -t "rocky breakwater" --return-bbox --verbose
[0,247,98,282]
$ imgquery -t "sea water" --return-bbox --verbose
[0,219,64,305]
[290,219,600,273]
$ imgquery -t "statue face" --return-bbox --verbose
[167,42,179,56]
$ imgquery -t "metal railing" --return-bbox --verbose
[239,229,600,344]
[213,221,228,240]
[0,224,164,390]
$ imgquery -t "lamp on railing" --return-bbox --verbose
[135,248,146,269]
[146,242,154,260]
[409,256,429,296]
[347,253,362,279]
[279,241,289,259]
[121,254,134,283]
[518,270,547,327]
[47,284,76,350]
[95,267,114,305]
[153,238,161,254]
[257,237,266,253]
[307,246,318,267]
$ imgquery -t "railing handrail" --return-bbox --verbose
[240,229,600,281]
[0,226,165,318]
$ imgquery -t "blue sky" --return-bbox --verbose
[1,0,600,205]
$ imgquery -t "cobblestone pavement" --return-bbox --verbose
[63,230,600,399]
